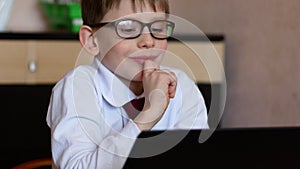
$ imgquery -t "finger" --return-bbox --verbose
[159,69,177,81]
[143,60,159,73]
[159,70,177,98]
[169,71,177,84]
[168,71,177,98]
[168,78,177,98]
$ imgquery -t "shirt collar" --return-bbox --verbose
[92,57,140,107]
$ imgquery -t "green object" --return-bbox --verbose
[39,1,82,33]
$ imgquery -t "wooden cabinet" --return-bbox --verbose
[0,33,224,84]
[30,40,82,84]
[0,37,83,84]
[0,41,28,83]
[165,39,225,83]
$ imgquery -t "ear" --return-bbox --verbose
[79,25,99,56]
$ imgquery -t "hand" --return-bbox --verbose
[134,60,177,130]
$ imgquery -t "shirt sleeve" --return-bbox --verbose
[173,70,209,129]
[46,66,141,169]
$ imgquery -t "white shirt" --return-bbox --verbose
[46,57,208,169]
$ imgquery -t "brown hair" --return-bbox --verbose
[81,0,170,25]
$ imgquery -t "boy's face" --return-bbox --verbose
[96,0,168,82]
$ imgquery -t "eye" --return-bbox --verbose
[151,28,164,33]
[117,20,140,34]
[120,28,137,33]
[151,21,170,34]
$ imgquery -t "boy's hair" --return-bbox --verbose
[81,0,170,25]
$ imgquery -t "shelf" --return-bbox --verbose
[0,32,224,41]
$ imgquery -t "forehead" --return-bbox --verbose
[102,0,167,22]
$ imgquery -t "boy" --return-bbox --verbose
[46,0,208,168]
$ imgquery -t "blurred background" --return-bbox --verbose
[2,0,300,128]
[168,0,300,128]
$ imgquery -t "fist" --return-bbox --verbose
[134,60,177,130]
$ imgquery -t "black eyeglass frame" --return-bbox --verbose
[87,19,175,40]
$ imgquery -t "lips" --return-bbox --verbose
[129,55,158,65]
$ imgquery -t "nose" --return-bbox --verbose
[137,27,155,48]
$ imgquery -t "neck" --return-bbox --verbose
[129,80,144,96]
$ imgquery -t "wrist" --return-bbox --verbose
[133,109,162,131]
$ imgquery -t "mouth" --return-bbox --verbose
[129,55,158,65]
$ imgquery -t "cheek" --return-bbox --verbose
[155,40,168,61]
[102,42,132,70]
[156,40,168,50]
[109,39,133,57]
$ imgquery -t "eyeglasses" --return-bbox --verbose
[88,19,175,40]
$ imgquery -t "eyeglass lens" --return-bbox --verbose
[116,20,174,39]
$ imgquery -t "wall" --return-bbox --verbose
[5,0,300,128]
[6,0,49,32]
[169,0,300,128]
